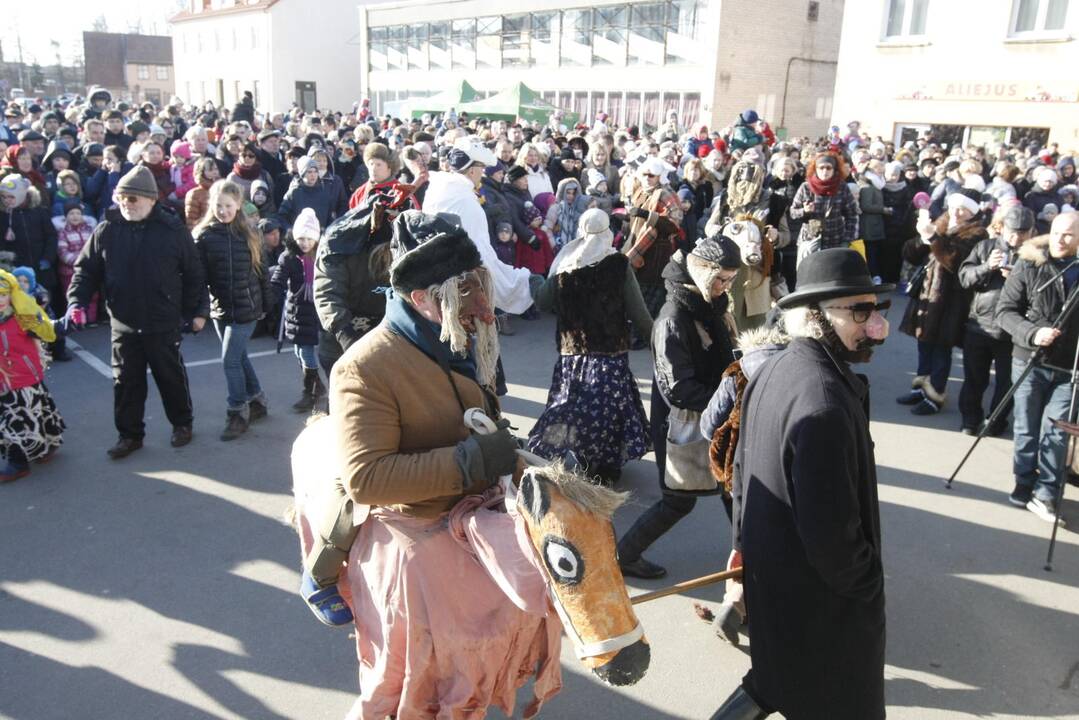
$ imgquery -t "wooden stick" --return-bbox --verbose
[630,567,743,605]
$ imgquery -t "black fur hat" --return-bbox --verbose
[389,210,481,293]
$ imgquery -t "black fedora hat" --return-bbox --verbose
[777,248,894,309]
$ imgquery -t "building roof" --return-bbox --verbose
[83,32,174,89]
[170,0,280,23]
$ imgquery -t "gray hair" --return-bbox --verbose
[421,269,499,389]
[781,306,825,340]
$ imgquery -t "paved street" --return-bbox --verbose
[2,306,1079,720]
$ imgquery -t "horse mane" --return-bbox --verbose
[534,461,629,519]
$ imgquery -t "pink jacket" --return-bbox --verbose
[0,316,46,393]
[171,163,197,199]
[53,217,97,272]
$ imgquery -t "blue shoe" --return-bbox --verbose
[300,569,353,626]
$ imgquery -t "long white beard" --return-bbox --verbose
[436,272,500,390]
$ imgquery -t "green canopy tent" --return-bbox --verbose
[457,82,579,126]
[403,79,479,119]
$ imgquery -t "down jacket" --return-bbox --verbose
[194,221,273,325]
[958,236,1012,341]
[271,241,321,347]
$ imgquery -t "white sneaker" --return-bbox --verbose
[1027,496,1065,525]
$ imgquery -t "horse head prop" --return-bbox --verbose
[511,461,650,686]
[723,216,774,278]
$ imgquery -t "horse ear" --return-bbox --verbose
[519,471,550,523]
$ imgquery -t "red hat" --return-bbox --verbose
[697,145,712,158]
[713,138,728,154]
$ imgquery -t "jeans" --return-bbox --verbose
[294,343,318,370]
[958,333,1012,428]
[1011,360,1072,502]
[213,320,263,412]
[917,341,953,395]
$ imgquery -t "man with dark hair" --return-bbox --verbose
[712,248,891,720]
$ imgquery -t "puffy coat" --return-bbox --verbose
[271,243,321,347]
[67,205,209,333]
[278,179,336,229]
[0,197,58,289]
[194,221,273,325]
[997,235,1079,371]
[0,315,48,393]
[900,215,985,347]
[479,175,512,244]
[652,254,735,411]
[958,236,1012,340]
[1023,188,1063,235]
[501,182,537,248]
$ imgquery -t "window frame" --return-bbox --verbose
[880,0,930,41]
[1008,0,1072,38]
[155,65,169,81]
[137,64,150,80]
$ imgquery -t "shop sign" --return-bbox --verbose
[897,81,1078,102]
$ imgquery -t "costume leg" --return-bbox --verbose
[111,328,150,440]
[307,481,360,588]
[145,329,194,429]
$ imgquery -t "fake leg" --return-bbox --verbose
[300,480,358,627]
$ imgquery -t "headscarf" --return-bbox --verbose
[0,269,55,342]
[553,178,589,249]
[549,208,616,276]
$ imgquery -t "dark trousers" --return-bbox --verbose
[617,379,732,562]
[111,328,194,439]
[877,238,904,284]
[864,240,882,278]
[958,332,1012,428]
[917,341,953,395]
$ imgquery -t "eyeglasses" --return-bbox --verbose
[823,300,891,324]
[715,273,738,287]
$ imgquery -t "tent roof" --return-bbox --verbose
[458,82,578,125]
[405,80,479,117]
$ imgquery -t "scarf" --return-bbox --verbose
[808,170,842,196]
[384,290,477,383]
[232,161,263,181]
[883,179,907,193]
[549,228,616,276]
[863,171,885,191]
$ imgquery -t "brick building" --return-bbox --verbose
[83,32,175,106]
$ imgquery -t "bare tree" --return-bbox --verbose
[92,14,108,32]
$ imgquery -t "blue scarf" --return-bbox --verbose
[383,290,478,383]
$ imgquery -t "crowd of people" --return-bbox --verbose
[2,82,1077,719]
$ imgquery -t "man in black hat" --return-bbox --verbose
[711,248,891,720]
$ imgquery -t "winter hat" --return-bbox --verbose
[149,124,165,137]
[586,168,606,188]
[447,136,496,172]
[1002,205,1035,232]
[495,221,513,236]
[250,178,270,200]
[389,210,481,294]
[677,187,695,203]
[0,174,30,207]
[1039,203,1060,221]
[363,140,396,168]
[963,174,986,193]
[639,157,667,179]
[42,140,72,168]
[11,266,36,293]
[946,188,981,216]
[506,165,528,183]
[690,234,742,271]
[0,268,53,341]
[292,207,321,241]
[484,160,507,178]
[884,160,904,181]
[522,201,543,225]
[115,165,159,200]
[170,140,192,160]
[558,145,577,162]
[62,199,83,215]
[548,208,615,276]
[739,109,759,125]
[777,248,893,309]
[1034,166,1059,185]
[296,155,318,177]
[869,141,886,156]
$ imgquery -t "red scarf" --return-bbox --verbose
[807,169,842,196]
[232,161,263,181]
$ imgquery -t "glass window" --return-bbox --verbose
[885,0,907,36]
[884,0,930,37]
[407,23,428,70]
[1046,0,1070,28]
[369,27,389,71]
[560,9,592,66]
[628,2,666,65]
[251,26,258,49]
[910,0,930,33]
[666,0,704,64]
[156,65,169,80]
[531,11,559,66]
[502,14,531,67]
[1014,0,1040,30]
[429,21,450,69]
[592,5,628,66]
[1011,0,1069,33]
[451,19,476,69]
[137,65,150,80]
[476,16,502,69]
[387,25,407,70]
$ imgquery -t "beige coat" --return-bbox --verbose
[331,325,499,518]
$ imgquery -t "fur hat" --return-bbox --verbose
[506,165,528,183]
[389,210,481,293]
[946,188,981,216]
[115,165,159,200]
[363,140,396,169]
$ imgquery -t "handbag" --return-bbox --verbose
[663,406,719,494]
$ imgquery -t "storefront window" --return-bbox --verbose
[560,9,592,66]
[502,14,531,67]
[628,3,666,65]
[592,5,628,66]
[477,16,502,69]
[451,19,476,69]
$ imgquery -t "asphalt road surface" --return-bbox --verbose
[2,307,1078,720]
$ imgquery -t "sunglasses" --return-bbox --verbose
[824,300,891,324]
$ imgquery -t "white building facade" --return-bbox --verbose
[170,0,364,113]
[359,0,845,137]
[832,0,1079,149]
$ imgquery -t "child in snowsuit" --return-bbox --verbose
[271,208,326,412]
[54,201,99,323]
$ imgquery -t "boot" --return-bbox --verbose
[311,370,326,404]
[709,686,769,720]
[220,410,249,441]
[0,447,31,483]
[293,369,317,412]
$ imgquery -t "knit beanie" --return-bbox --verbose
[292,207,321,241]
[296,155,317,177]
[485,160,507,178]
[115,165,159,199]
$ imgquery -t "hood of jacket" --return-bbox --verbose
[735,325,789,379]
[661,250,729,316]
[1018,234,1050,267]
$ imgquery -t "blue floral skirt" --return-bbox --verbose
[527,353,651,469]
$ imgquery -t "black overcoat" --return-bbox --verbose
[732,337,885,720]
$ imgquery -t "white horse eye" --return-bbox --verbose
[543,537,584,586]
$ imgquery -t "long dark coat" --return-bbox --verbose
[733,337,885,720]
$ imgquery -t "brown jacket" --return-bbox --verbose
[331,324,498,518]
[184,185,211,229]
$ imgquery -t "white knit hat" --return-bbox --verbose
[586,168,607,188]
[292,207,321,241]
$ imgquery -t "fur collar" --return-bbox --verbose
[1018,234,1050,266]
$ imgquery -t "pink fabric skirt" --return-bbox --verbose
[341,504,563,720]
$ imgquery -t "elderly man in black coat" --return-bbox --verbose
[711,249,892,720]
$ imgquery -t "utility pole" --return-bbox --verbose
[15,25,26,89]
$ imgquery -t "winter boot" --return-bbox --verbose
[0,447,31,483]
[897,375,927,405]
[249,394,268,422]
[709,686,770,720]
[220,410,249,441]
[311,370,327,406]
[912,382,945,415]
[293,369,317,412]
